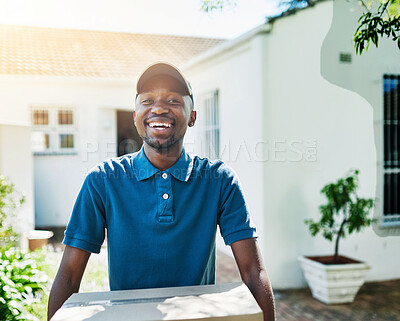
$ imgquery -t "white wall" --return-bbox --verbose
[186,0,400,289]
[0,123,35,234]
[0,78,31,126]
[184,35,267,256]
[263,0,400,288]
[0,76,135,227]
[321,0,400,237]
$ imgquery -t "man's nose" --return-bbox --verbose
[151,101,169,114]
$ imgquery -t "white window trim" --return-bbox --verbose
[31,106,78,155]
[199,90,220,160]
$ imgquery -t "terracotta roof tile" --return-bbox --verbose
[0,25,225,78]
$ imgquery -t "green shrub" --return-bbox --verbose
[0,247,49,321]
[0,175,25,248]
[0,175,50,320]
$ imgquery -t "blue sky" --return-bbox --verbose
[0,0,282,39]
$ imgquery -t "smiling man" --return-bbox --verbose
[47,63,275,321]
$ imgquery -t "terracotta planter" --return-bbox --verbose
[298,255,370,304]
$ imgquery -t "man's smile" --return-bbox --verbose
[148,122,172,128]
[145,118,175,135]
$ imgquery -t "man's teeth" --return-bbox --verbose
[148,122,172,128]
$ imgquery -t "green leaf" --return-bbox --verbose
[304,169,375,256]
[0,247,48,321]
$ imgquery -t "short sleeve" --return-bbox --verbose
[217,164,257,245]
[63,167,106,253]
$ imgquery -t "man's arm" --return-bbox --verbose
[47,246,91,321]
[231,238,275,321]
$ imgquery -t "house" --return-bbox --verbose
[182,0,400,289]
[0,83,34,236]
[0,24,223,232]
[1,0,399,290]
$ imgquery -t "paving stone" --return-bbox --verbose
[215,251,400,321]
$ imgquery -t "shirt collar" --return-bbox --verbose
[132,147,193,182]
[166,148,194,182]
[131,147,159,181]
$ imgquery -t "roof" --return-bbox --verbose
[0,25,225,78]
[183,24,272,71]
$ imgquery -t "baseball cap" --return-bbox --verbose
[136,62,194,104]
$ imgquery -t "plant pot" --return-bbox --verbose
[298,255,370,304]
[27,230,54,251]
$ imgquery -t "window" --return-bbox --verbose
[58,110,73,125]
[383,75,400,224]
[33,110,49,125]
[31,107,77,154]
[201,90,220,160]
[339,52,352,64]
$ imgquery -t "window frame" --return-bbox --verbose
[381,75,400,227]
[31,106,78,155]
[199,90,220,160]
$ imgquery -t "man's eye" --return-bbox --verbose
[141,99,153,104]
[168,99,181,104]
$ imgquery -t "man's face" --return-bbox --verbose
[134,75,196,152]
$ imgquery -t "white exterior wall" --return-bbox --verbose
[263,0,400,289]
[321,0,400,237]
[0,123,35,234]
[0,76,135,227]
[186,0,400,289]
[184,35,267,256]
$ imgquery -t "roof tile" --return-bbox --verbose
[0,25,224,78]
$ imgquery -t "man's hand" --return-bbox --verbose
[231,238,275,321]
[47,246,91,320]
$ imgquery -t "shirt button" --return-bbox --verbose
[162,173,168,179]
[163,193,169,200]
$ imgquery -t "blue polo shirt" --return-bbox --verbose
[64,148,257,291]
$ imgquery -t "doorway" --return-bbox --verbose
[117,110,142,156]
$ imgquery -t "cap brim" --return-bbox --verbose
[136,62,193,100]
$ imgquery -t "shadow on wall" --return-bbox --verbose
[320,0,400,237]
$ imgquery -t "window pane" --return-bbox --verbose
[31,132,50,151]
[33,110,49,125]
[202,90,219,159]
[59,134,74,148]
[383,75,400,218]
[58,110,73,125]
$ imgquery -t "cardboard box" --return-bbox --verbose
[51,282,263,321]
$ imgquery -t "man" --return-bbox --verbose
[47,63,275,321]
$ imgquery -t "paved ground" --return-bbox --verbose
[48,232,400,321]
[275,279,400,321]
[216,251,400,321]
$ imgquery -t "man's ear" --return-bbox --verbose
[188,111,197,127]
[133,111,136,126]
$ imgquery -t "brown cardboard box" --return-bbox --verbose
[51,282,262,321]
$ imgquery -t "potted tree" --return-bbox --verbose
[298,169,375,304]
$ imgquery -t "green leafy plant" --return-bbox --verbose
[305,169,375,263]
[0,247,48,321]
[0,175,51,320]
[201,0,236,12]
[0,175,25,248]
[354,0,400,54]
